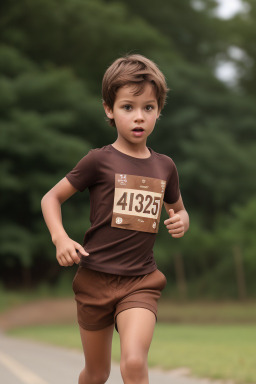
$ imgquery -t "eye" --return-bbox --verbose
[145,105,154,111]
[123,104,132,111]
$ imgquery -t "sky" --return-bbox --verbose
[214,0,247,84]
[215,0,245,19]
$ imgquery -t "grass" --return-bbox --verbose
[8,323,256,384]
[0,279,73,313]
[158,299,256,323]
[2,290,256,383]
[0,290,46,313]
[2,289,256,324]
[149,324,256,384]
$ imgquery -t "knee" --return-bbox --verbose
[89,372,110,384]
[120,355,147,380]
[79,367,110,384]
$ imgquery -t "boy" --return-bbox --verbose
[41,54,189,384]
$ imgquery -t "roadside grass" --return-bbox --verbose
[0,279,73,313]
[8,323,256,384]
[2,289,256,324]
[158,300,256,323]
[0,290,50,313]
[2,290,256,383]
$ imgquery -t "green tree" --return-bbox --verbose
[0,0,179,286]
[225,0,256,96]
[1,0,256,297]
[0,46,94,286]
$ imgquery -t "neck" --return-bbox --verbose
[112,140,150,159]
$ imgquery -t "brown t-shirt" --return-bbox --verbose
[66,144,180,275]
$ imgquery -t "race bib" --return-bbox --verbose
[111,174,166,233]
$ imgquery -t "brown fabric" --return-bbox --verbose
[66,144,180,276]
[72,266,167,332]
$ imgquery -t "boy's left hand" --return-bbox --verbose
[164,209,185,238]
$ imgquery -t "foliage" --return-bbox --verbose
[0,0,255,297]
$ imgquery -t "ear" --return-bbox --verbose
[103,102,114,119]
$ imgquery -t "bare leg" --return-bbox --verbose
[78,323,114,384]
[117,308,156,384]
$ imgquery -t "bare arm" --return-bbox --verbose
[41,177,89,266]
[163,194,189,238]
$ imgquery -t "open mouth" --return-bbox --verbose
[132,128,144,132]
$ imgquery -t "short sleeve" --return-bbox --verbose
[164,161,180,204]
[65,150,97,192]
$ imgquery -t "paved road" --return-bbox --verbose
[0,332,224,384]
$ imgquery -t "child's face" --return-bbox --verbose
[104,82,160,146]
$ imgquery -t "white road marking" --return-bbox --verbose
[0,351,49,384]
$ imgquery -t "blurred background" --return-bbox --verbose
[1,0,256,300]
[1,1,256,382]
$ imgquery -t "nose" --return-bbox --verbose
[134,109,144,123]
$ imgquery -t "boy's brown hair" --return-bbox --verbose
[102,54,169,127]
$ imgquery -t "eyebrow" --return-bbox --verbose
[119,99,157,103]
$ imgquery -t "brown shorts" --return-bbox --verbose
[72,267,167,332]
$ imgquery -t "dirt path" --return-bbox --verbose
[0,297,77,331]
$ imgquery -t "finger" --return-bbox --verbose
[166,221,184,230]
[56,251,64,266]
[168,227,184,235]
[69,245,81,263]
[74,242,89,257]
[59,255,68,267]
[164,214,180,225]
[70,249,81,265]
[57,256,64,266]
[64,252,75,266]
[169,209,175,218]
[171,232,184,238]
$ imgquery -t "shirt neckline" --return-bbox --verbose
[110,144,153,161]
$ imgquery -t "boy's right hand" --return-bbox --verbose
[54,234,89,267]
